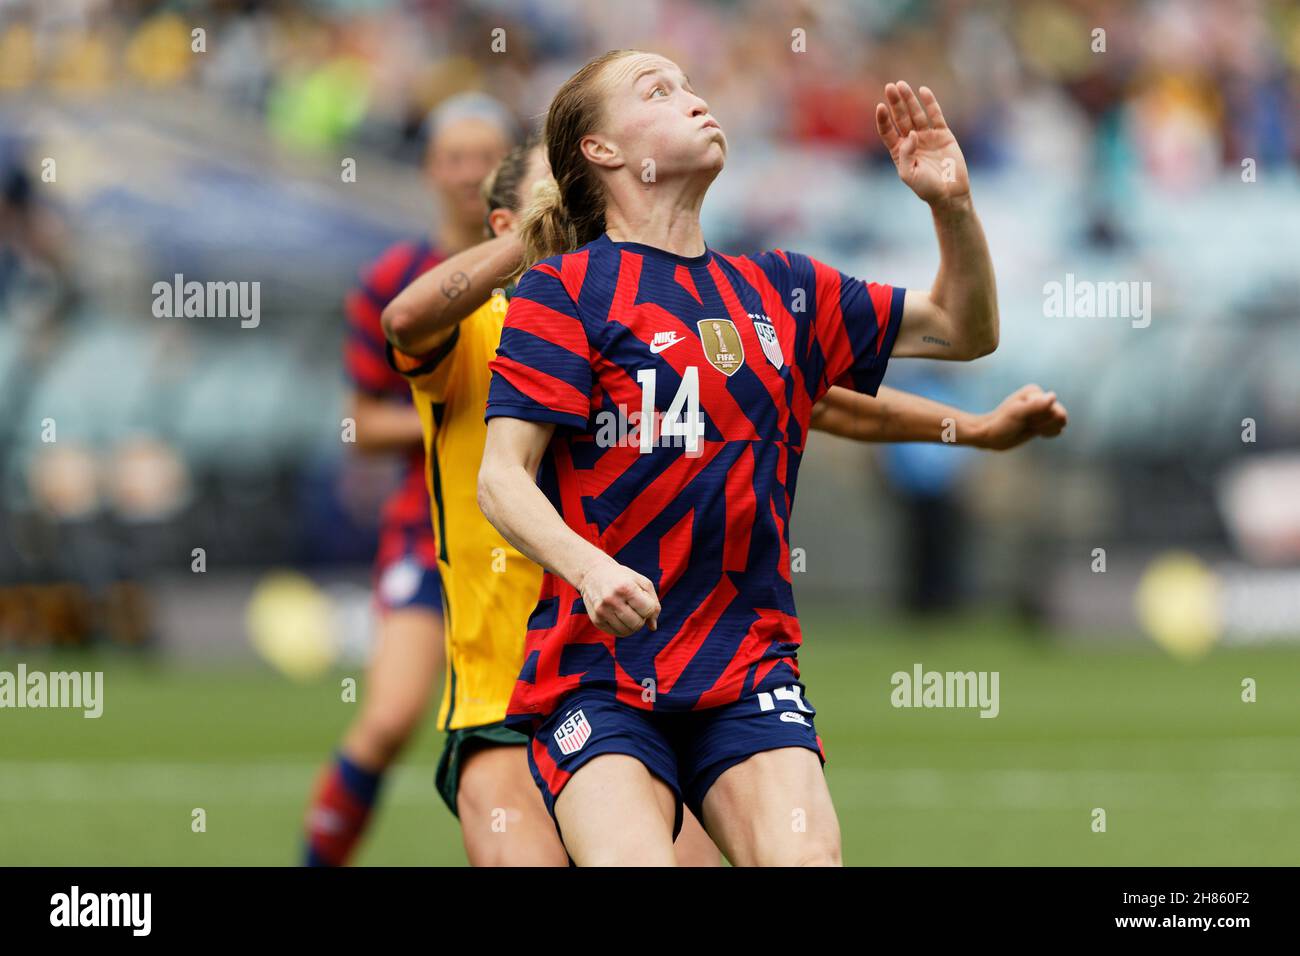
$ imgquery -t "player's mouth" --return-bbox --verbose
[701,119,720,131]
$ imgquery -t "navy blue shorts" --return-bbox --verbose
[525,683,826,838]
[374,552,442,615]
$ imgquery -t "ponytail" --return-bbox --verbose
[515,176,578,281]
[513,49,637,281]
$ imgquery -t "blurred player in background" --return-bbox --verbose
[383,140,572,865]
[475,50,1010,865]
[383,135,1064,865]
[301,93,515,866]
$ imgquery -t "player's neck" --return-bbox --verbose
[604,200,706,259]
[602,167,712,259]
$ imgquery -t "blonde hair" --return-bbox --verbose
[515,49,640,279]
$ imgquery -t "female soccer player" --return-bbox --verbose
[476,49,1009,866]
[391,109,1063,864]
[383,138,721,866]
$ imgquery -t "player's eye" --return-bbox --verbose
[650,84,667,98]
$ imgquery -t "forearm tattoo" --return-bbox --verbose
[441,271,470,301]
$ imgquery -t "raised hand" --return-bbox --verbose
[875,81,970,207]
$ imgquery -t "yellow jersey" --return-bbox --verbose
[389,292,542,730]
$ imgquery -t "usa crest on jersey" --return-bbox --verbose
[750,314,784,369]
[553,709,592,755]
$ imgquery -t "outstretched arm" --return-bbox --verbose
[810,384,1067,449]
[382,233,523,356]
[874,81,998,361]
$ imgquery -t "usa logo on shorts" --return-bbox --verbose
[553,709,592,755]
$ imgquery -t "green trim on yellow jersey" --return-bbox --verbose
[389,291,542,731]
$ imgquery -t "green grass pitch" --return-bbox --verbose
[3,611,1297,865]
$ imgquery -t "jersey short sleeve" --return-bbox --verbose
[386,328,460,403]
[485,262,593,430]
[777,250,906,402]
[345,284,410,397]
[346,240,443,399]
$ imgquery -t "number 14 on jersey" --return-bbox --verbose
[635,367,706,456]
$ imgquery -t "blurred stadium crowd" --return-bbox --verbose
[2,0,1299,650]
[6,0,1300,171]
[4,1,1299,173]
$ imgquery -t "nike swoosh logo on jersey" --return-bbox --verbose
[648,333,686,353]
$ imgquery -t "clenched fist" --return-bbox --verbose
[577,557,661,637]
[975,384,1068,450]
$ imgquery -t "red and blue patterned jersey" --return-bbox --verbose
[344,238,445,540]
[486,233,905,727]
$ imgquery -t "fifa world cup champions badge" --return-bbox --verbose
[696,318,744,375]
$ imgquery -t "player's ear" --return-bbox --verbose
[579,133,622,170]
[488,208,516,238]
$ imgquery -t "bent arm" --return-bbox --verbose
[477,417,610,587]
[477,416,660,635]
[872,82,998,361]
[382,233,523,356]
[892,198,999,360]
